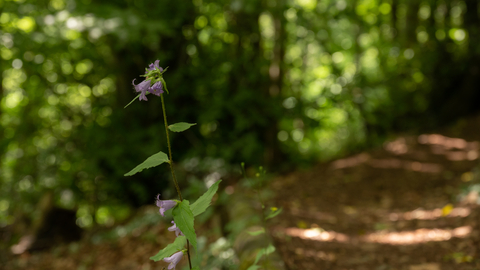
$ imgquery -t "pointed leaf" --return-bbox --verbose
[124,151,169,176]
[265,207,283,220]
[124,93,141,109]
[149,236,186,262]
[253,244,275,265]
[253,249,263,265]
[247,228,265,236]
[173,200,197,251]
[190,180,221,216]
[264,244,275,254]
[168,122,197,132]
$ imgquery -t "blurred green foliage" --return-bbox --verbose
[1,0,480,230]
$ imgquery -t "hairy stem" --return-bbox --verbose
[160,94,192,269]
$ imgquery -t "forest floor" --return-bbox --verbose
[3,116,480,270]
[270,115,480,270]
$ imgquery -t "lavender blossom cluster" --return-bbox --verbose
[132,60,166,101]
[156,194,185,269]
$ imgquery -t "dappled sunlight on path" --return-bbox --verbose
[389,206,471,221]
[283,227,350,243]
[271,124,480,269]
[362,226,472,245]
[280,225,472,245]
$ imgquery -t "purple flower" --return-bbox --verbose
[147,60,163,73]
[168,221,184,237]
[131,60,166,102]
[148,81,163,96]
[155,194,177,216]
[132,79,152,101]
[163,251,183,270]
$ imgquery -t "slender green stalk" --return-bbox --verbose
[160,94,192,269]
[160,94,182,201]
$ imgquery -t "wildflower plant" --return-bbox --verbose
[124,60,221,270]
[242,164,282,270]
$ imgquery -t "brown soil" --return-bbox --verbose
[270,116,480,270]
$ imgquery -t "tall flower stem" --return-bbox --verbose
[160,94,192,269]
[160,94,182,201]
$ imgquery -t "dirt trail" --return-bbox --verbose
[271,116,480,270]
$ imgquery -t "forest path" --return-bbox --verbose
[270,116,480,270]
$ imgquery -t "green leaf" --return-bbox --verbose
[246,266,260,270]
[253,244,276,265]
[265,207,283,220]
[247,228,265,236]
[168,122,197,132]
[190,180,221,216]
[124,151,169,176]
[191,267,200,270]
[149,236,186,262]
[253,249,263,265]
[124,93,141,109]
[264,244,275,254]
[173,200,197,251]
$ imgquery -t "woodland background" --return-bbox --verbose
[1,0,480,262]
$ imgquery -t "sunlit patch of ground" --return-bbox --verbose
[362,226,472,245]
[331,153,444,173]
[280,225,472,245]
[389,206,471,221]
[272,119,480,269]
[418,134,479,161]
[283,227,350,243]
